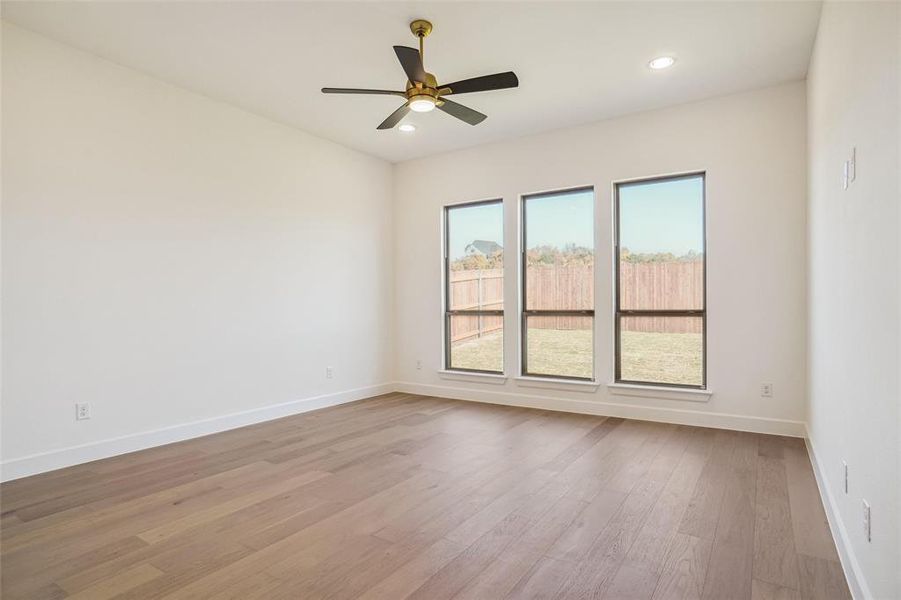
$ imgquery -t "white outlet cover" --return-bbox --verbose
[76,402,91,420]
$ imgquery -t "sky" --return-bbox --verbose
[447,176,703,260]
[447,201,504,261]
[619,175,704,255]
[525,189,594,250]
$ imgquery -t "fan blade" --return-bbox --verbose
[322,88,406,96]
[393,46,428,85]
[377,103,411,130]
[437,98,487,126]
[440,72,519,95]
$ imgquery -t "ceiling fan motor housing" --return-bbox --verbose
[406,74,438,92]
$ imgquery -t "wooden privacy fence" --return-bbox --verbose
[449,269,504,343]
[618,261,704,310]
[619,260,704,334]
[450,261,704,343]
[526,266,594,332]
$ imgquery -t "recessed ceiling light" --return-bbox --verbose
[648,56,676,70]
[398,123,416,133]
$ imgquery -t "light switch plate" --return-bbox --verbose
[862,499,871,542]
[849,147,856,182]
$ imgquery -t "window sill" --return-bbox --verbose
[438,370,508,385]
[514,376,600,393]
[606,382,712,403]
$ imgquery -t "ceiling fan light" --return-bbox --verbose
[408,95,437,112]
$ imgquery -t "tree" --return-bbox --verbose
[526,244,593,267]
[620,247,703,263]
[450,250,503,271]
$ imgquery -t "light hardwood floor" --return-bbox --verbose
[1,393,850,599]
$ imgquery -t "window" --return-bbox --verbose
[444,200,504,373]
[615,173,706,388]
[521,188,595,380]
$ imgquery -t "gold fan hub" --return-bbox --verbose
[410,19,433,38]
[405,74,438,94]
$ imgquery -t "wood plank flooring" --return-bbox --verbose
[0,393,850,599]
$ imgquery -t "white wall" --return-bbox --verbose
[393,82,809,435]
[1,23,394,479]
[806,3,900,599]
[3,14,898,596]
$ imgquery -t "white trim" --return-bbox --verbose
[0,383,394,482]
[396,381,805,436]
[438,370,507,384]
[804,427,869,600]
[515,376,599,393]
[0,381,808,485]
[607,382,712,402]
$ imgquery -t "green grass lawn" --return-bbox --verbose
[526,329,593,379]
[449,331,504,373]
[451,328,702,385]
[620,330,702,386]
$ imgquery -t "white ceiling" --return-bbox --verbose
[2,1,822,163]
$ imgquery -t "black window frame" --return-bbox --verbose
[443,199,505,374]
[521,187,596,381]
[613,172,707,389]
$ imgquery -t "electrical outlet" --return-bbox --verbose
[842,460,849,494]
[416,360,422,370]
[75,402,91,421]
[862,499,871,542]
[326,366,334,379]
[760,383,773,397]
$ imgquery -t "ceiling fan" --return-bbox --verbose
[322,19,519,130]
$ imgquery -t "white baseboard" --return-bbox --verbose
[0,381,807,483]
[396,381,806,437]
[805,428,870,600]
[0,383,394,482]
